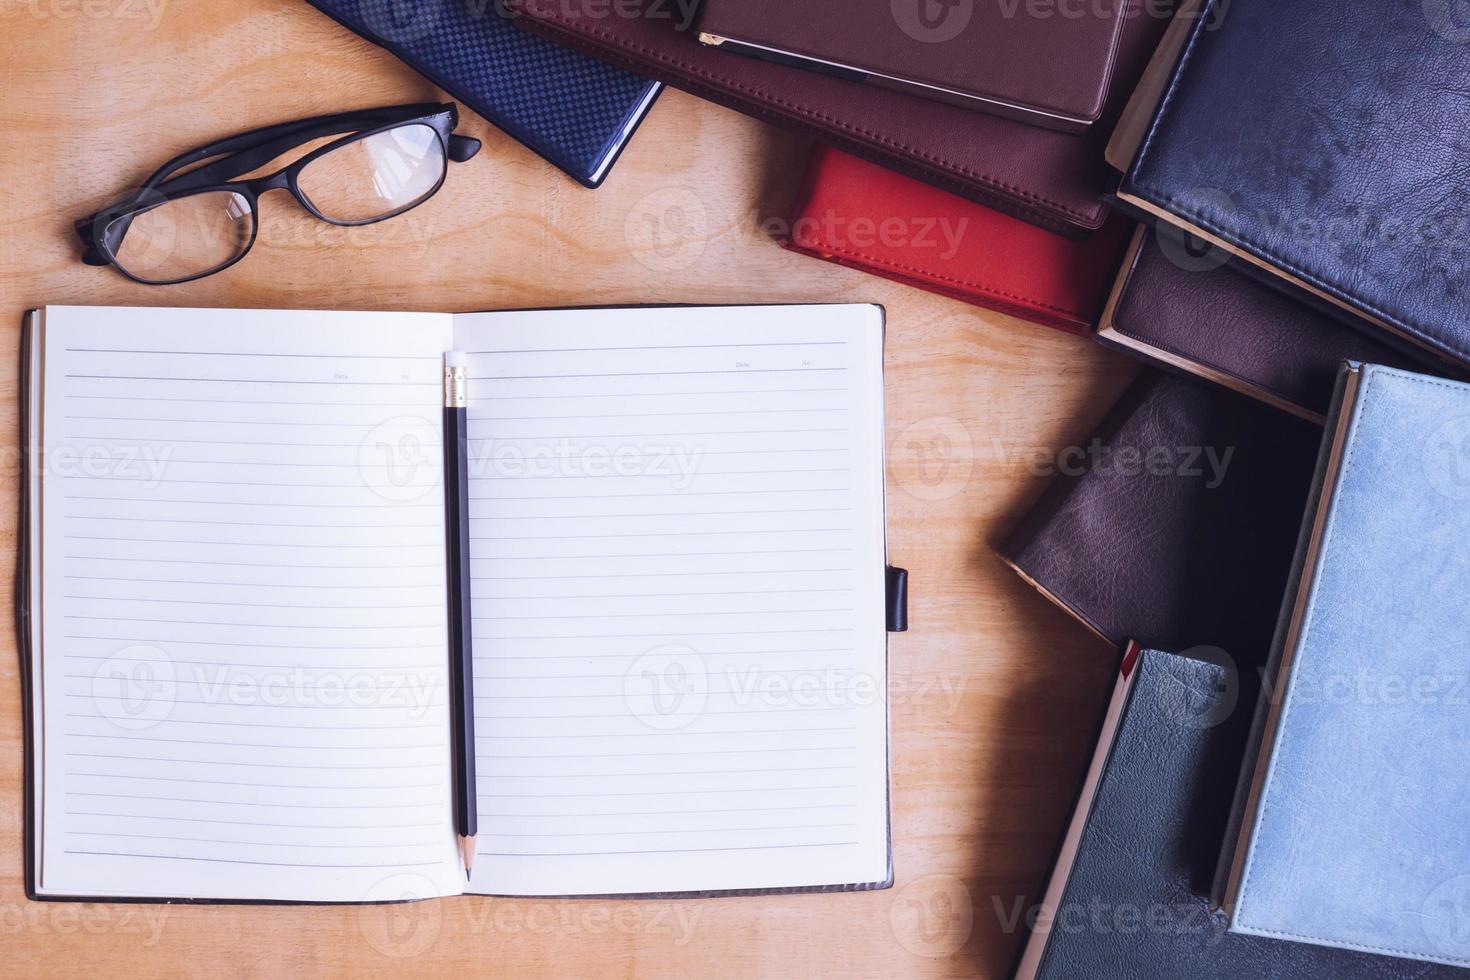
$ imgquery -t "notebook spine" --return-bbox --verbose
[1207,363,1357,908]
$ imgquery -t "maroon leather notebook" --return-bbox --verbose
[504,0,1174,235]
[1000,370,1321,662]
[697,0,1128,132]
[1097,228,1438,422]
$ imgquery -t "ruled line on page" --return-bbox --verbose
[474,387,847,400]
[478,843,861,859]
[63,851,444,870]
[67,791,444,809]
[64,347,442,360]
[464,341,846,355]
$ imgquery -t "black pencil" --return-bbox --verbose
[443,350,477,879]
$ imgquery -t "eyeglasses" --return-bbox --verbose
[76,102,482,285]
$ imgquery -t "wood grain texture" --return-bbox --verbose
[0,0,1139,975]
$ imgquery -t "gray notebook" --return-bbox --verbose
[1217,364,1470,968]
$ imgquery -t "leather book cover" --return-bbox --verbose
[305,0,661,187]
[696,0,1128,132]
[782,148,1135,336]
[1000,370,1321,668]
[1098,227,1433,422]
[1012,647,1463,979]
[1218,365,1470,969]
[1113,0,1470,369]
[503,0,1176,235]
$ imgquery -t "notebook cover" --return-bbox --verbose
[1116,0,1470,367]
[781,148,1135,336]
[503,0,1175,235]
[1018,647,1461,980]
[1099,227,1433,422]
[1000,370,1320,665]
[696,0,1126,131]
[1224,365,1470,968]
[305,0,661,187]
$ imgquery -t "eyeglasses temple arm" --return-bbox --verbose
[448,135,482,162]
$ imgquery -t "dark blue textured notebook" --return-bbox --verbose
[1112,0,1470,368]
[306,0,660,187]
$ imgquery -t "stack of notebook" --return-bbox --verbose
[1008,366,1470,974]
[486,0,1470,973]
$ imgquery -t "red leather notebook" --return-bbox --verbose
[504,0,1174,236]
[781,148,1135,335]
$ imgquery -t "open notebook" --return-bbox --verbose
[20,303,898,903]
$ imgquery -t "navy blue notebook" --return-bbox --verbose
[306,0,660,187]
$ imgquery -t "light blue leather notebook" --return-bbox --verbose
[1217,363,1470,968]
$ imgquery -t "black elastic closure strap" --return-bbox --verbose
[886,565,909,633]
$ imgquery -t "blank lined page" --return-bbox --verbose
[453,305,890,896]
[32,306,465,902]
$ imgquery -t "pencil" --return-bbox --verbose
[444,350,477,879]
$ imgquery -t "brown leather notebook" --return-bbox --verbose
[696,0,1128,132]
[1097,228,1433,422]
[1000,370,1320,666]
[504,0,1174,235]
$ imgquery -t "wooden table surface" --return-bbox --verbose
[0,1,1139,975]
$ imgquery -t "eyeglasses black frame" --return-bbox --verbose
[76,102,482,285]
